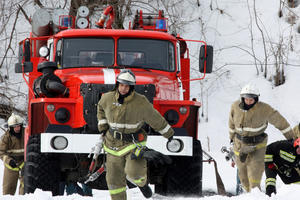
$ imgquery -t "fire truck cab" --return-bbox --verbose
[15,6,213,196]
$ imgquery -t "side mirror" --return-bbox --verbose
[24,40,31,62]
[15,40,33,73]
[199,45,213,73]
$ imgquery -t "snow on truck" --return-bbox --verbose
[15,5,213,196]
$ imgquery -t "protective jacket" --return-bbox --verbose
[229,100,294,142]
[97,90,174,155]
[97,90,174,200]
[0,129,24,170]
[228,100,294,192]
[264,140,300,196]
[0,128,25,195]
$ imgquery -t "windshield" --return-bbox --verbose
[61,38,114,68]
[117,39,175,71]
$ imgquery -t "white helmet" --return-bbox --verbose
[116,69,136,85]
[7,113,23,127]
[240,83,260,98]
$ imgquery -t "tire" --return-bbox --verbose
[24,135,61,195]
[155,139,203,196]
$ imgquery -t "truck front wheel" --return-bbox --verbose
[24,135,61,195]
[155,139,203,196]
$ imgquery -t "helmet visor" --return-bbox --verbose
[241,93,258,99]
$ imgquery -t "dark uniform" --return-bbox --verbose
[0,128,24,195]
[264,140,300,196]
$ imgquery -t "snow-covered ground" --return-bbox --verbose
[1,0,300,199]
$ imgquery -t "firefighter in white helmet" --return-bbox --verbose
[228,83,295,193]
[0,113,25,195]
[91,69,174,200]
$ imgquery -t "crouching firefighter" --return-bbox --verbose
[0,113,25,195]
[228,83,294,193]
[264,138,300,196]
[91,69,174,200]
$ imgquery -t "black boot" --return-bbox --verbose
[139,184,152,198]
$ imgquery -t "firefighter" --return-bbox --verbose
[228,83,294,192]
[0,113,25,195]
[264,138,300,196]
[92,69,174,200]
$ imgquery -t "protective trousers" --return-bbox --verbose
[236,146,266,192]
[106,152,147,200]
[2,166,24,195]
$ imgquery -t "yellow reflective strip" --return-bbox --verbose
[19,162,24,169]
[249,178,261,184]
[135,148,142,156]
[264,154,273,162]
[4,163,21,171]
[280,150,296,159]
[133,176,146,184]
[103,141,146,156]
[266,182,276,187]
[255,142,267,149]
[264,158,273,162]
[279,150,295,162]
[234,150,239,156]
[266,178,276,183]
[109,187,126,195]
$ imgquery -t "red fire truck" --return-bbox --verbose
[15,6,213,196]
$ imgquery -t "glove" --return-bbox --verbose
[266,185,276,197]
[239,145,256,154]
[9,159,17,168]
[168,136,174,142]
[89,135,104,159]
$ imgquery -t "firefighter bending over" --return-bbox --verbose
[264,138,300,196]
[91,69,174,200]
[228,83,294,192]
[0,113,25,195]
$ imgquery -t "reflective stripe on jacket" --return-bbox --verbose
[97,90,174,155]
[229,100,294,141]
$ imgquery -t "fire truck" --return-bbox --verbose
[15,6,213,196]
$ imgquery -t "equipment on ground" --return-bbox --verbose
[16,5,214,197]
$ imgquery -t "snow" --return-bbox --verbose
[1,0,300,199]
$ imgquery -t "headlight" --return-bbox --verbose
[166,138,184,153]
[55,107,70,123]
[179,106,187,114]
[164,110,179,125]
[39,46,49,57]
[51,136,68,150]
[47,104,55,112]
